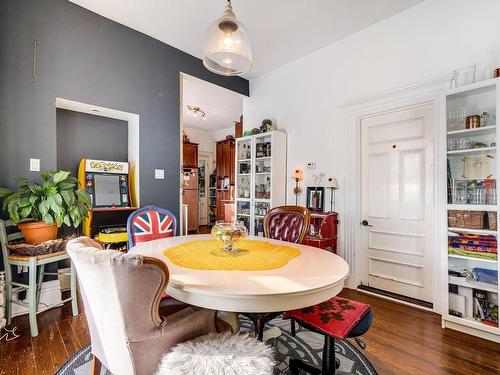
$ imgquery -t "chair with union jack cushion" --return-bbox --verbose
[127,205,177,249]
[127,206,186,315]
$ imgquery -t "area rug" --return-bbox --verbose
[56,316,377,375]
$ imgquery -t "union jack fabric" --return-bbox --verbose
[131,210,174,244]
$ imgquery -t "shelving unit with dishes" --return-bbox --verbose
[234,131,287,236]
[442,78,500,342]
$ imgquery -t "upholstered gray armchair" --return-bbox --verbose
[67,237,228,375]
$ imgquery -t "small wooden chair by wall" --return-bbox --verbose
[0,220,78,337]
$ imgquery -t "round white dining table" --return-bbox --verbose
[129,234,349,314]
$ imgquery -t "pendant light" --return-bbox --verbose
[203,0,252,76]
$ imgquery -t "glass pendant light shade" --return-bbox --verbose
[203,1,252,76]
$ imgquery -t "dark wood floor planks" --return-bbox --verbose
[1,289,499,374]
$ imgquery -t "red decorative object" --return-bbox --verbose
[283,296,370,340]
[302,211,337,253]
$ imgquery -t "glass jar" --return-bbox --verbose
[211,220,248,256]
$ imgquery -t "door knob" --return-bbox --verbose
[361,220,373,227]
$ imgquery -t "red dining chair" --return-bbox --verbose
[127,206,186,314]
[263,205,310,244]
[241,206,311,340]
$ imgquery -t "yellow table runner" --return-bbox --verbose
[163,239,300,271]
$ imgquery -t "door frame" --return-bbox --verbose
[342,74,453,313]
[198,151,214,225]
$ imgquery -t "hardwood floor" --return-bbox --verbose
[1,289,499,374]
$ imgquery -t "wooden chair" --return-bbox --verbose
[242,206,311,340]
[263,205,311,244]
[0,220,78,337]
[67,237,231,375]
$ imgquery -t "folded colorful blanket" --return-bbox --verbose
[449,234,497,246]
[448,243,497,253]
[449,247,498,260]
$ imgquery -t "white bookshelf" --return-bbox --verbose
[234,131,287,236]
[448,227,497,235]
[447,124,496,138]
[441,78,500,342]
[447,147,496,156]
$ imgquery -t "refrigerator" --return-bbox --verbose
[182,169,199,232]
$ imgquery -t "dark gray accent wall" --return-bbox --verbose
[0,0,248,220]
[56,109,128,178]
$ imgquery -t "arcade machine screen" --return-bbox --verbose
[94,174,122,207]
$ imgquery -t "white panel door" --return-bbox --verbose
[360,104,434,303]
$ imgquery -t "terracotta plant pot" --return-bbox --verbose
[18,221,58,245]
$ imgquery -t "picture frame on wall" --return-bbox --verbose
[306,187,324,212]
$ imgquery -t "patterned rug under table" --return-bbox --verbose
[56,316,377,375]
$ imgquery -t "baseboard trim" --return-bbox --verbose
[443,319,500,343]
[356,285,434,312]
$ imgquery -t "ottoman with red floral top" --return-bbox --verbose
[283,296,373,375]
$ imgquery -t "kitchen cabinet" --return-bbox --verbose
[182,189,199,231]
[215,138,235,219]
[183,142,198,168]
[216,190,232,221]
[216,138,235,188]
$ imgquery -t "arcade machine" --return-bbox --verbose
[78,159,137,249]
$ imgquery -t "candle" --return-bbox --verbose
[294,169,303,181]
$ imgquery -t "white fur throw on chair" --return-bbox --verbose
[157,332,275,375]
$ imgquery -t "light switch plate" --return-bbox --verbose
[306,162,316,170]
[30,158,40,172]
[155,169,165,180]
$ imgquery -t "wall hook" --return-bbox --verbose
[32,40,40,82]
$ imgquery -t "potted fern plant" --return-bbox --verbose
[0,171,91,244]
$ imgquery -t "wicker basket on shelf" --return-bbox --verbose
[7,236,73,257]
[487,212,497,231]
[448,210,486,229]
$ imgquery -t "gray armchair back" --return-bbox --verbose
[67,237,218,375]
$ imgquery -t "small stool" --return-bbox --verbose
[284,296,372,375]
[94,231,128,250]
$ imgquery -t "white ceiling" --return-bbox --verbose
[182,75,243,131]
[69,0,423,79]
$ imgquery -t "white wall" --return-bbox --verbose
[184,127,216,155]
[244,0,500,256]
[184,126,236,152]
[212,126,235,142]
